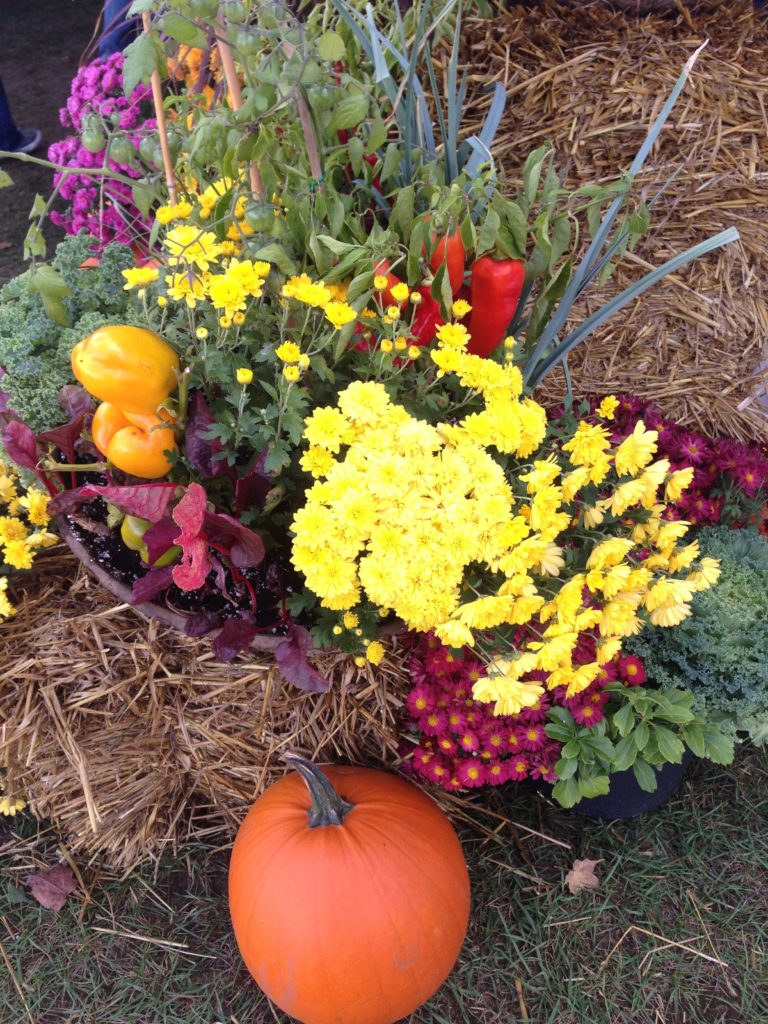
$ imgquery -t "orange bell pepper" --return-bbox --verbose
[91,402,178,480]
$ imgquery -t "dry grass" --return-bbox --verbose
[461,0,768,440]
[0,550,411,873]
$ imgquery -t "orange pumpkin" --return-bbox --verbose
[228,755,471,1024]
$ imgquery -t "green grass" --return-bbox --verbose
[1,749,767,1024]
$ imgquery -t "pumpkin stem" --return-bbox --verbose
[282,753,355,828]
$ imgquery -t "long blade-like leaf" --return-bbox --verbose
[465,82,507,178]
[526,45,708,375]
[524,225,739,389]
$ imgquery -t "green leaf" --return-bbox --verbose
[701,726,735,766]
[613,734,638,772]
[329,91,369,133]
[630,720,651,753]
[131,184,155,219]
[159,12,205,46]
[545,722,575,743]
[347,136,364,176]
[127,0,154,13]
[0,168,13,188]
[122,33,159,97]
[460,211,476,253]
[380,143,402,184]
[314,235,361,257]
[333,318,357,362]
[29,193,46,219]
[476,208,501,257]
[390,186,415,245]
[552,776,581,809]
[366,119,387,153]
[501,201,528,257]
[554,756,578,779]
[613,702,635,738]
[581,734,616,762]
[317,30,347,62]
[681,724,706,758]
[632,759,658,793]
[522,145,549,206]
[263,440,291,474]
[653,725,685,764]
[23,223,46,260]
[254,243,297,276]
[346,272,372,305]
[578,774,611,799]
[561,738,581,760]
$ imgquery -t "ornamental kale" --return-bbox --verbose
[626,526,768,745]
[0,235,137,431]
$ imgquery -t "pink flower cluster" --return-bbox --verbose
[402,633,646,792]
[605,396,768,525]
[47,54,155,248]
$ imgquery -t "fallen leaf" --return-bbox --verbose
[0,241,12,250]
[25,864,77,911]
[565,858,601,894]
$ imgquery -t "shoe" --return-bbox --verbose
[12,129,42,154]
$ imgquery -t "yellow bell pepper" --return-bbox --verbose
[71,325,180,416]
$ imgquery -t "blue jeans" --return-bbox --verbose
[0,77,22,152]
[98,0,139,59]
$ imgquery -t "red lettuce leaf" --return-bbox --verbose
[50,483,178,522]
[274,624,330,693]
[2,420,40,472]
[211,614,259,662]
[234,453,273,515]
[37,414,88,464]
[171,482,212,591]
[184,610,225,638]
[184,391,232,480]
[203,510,265,569]
[130,564,175,605]
[142,518,181,564]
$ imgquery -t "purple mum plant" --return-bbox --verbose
[48,54,156,249]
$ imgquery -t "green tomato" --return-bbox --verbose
[221,0,247,24]
[189,0,219,16]
[81,129,105,154]
[307,85,335,113]
[109,136,135,165]
[235,29,259,57]
[244,203,275,233]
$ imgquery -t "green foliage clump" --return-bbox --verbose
[0,234,138,431]
[627,526,768,745]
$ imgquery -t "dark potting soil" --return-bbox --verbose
[65,497,299,635]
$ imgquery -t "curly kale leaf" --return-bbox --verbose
[627,526,768,744]
[0,234,138,431]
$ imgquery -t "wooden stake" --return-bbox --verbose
[141,12,178,204]
[216,19,264,201]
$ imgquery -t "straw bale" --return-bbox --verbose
[0,551,410,873]
[460,0,768,440]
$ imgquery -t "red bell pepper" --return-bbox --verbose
[467,256,525,358]
[423,227,465,295]
[410,286,444,346]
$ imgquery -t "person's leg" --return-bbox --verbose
[0,76,22,152]
[98,0,139,59]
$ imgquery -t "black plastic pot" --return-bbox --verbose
[540,751,694,821]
